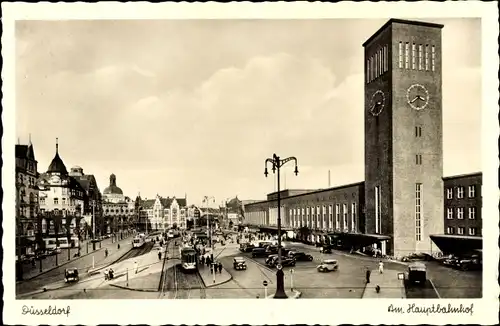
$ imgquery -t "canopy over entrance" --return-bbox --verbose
[430,234,482,255]
[259,225,293,234]
[327,232,391,248]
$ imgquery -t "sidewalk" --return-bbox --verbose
[108,242,165,292]
[362,269,406,299]
[16,235,134,296]
[20,233,133,281]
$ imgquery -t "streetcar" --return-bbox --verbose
[132,234,146,248]
[180,247,197,272]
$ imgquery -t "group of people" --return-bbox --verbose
[198,255,223,274]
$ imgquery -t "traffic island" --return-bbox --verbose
[362,269,406,299]
[197,264,232,288]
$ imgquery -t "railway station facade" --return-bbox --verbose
[244,19,483,258]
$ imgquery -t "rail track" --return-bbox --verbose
[160,240,206,299]
[114,241,154,264]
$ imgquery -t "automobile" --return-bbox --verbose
[265,254,279,266]
[240,243,255,252]
[319,245,334,254]
[276,256,296,267]
[252,247,268,258]
[64,267,80,283]
[265,245,279,254]
[317,259,339,272]
[233,257,247,270]
[407,262,426,284]
[456,255,482,271]
[443,255,459,267]
[289,251,313,261]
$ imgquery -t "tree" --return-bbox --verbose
[52,211,63,266]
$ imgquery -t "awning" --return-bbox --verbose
[326,232,391,247]
[430,234,482,255]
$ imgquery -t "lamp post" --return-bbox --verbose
[203,196,216,264]
[264,153,298,299]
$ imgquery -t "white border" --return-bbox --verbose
[2,2,499,325]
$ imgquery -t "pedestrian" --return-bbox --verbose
[365,268,371,283]
[218,262,222,274]
[105,248,109,258]
[378,261,384,274]
[117,243,120,250]
[134,261,139,274]
[201,255,205,266]
[158,251,162,260]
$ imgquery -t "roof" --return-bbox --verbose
[16,144,36,161]
[47,151,68,175]
[442,172,482,181]
[430,234,482,254]
[363,18,444,47]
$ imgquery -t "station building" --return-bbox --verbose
[244,19,482,258]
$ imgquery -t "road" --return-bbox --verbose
[160,239,207,299]
[205,241,482,299]
[16,235,154,299]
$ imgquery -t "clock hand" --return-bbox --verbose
[410,96,419,104]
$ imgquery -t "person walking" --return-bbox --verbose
[365,268,371,283]
[158,251,162,260]
[134,261,139,274]
[201,255,205,266]
[218,262,222,274]
[105,248,109,258]
[378,261,384,274]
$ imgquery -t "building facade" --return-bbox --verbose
[137,195,188,231]
[37,141,86,244]
[245,183,365,241]
[102,174,135,235]
[15,140,40,255]
[443,173,482,237]
[243,19,481,258]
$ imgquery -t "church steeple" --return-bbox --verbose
[47,137,68,175]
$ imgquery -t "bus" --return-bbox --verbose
[133,234,146,248]
[180,247,197,272]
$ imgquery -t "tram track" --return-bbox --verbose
[114,241,154,264]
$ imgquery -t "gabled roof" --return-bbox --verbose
[140,199,156,209]
[16,144,37,162]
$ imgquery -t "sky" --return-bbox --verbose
[15,18,482,207]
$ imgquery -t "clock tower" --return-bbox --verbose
[363,19,444,257]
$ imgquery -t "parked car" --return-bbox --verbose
[289,251,313,261]
[240,243,255,252]
[456,255,482,271]
[319,245,334,254]
[265,245,279,254]
[252,247,268,258]
[317,259,339,272]
[265,254,279,266]
[233,257,247,270]
[273,256,296,268]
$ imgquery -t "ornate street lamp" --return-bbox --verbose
[203,196,216,262]
[264,153,298,299]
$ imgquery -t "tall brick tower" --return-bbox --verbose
[363,19,444,257]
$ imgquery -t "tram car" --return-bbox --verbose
[132,234,146,248]
[180,247,198,272]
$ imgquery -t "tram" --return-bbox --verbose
[132,234,146,248]
[180,247,197,272]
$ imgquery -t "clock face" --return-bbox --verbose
[407,84,429,110]
[369,90,385,116]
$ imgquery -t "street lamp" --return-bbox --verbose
[264,153,298,299]
[203,196,216,263]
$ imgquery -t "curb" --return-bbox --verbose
[18,236,133,282]
[87,246,134,274]
[203,270,233,288]
[109,283,158,293]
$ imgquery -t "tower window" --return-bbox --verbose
[447,207,453,219]
[418,44,423,70]
[431,45,436,71]
[457,227,465,235]
[379,48,383,76]
[457,186,464,199]
[343,203,348,230]
[446,227,455,235]
[384,45,388,72]
[412,43,416,69]
[415,154,422,165]
[374,186,381,234]
[469,227,477,236]
[415,183,422,241]
[398,42,403,68]
[405,42,410,69]
[351,202,356,232]
[366,59,370,83]
[415,126,422,137]
[375,52,378,78]
[446,188,453,199]
[425,44,429,71]
[457,207,464,219]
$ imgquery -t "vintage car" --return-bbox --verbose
[233,257,247,270]
[317,259,339,272]
[407,262,426,284]
[276,256,296,268]
[240,243,255,253]
[252,247,269,258]
[289,251,314,261]
[64,267,80,283]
